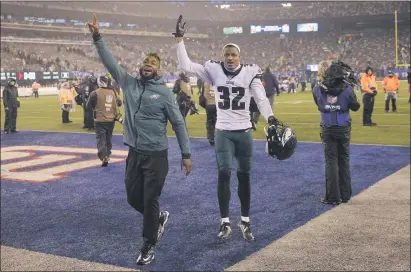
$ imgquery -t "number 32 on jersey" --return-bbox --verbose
[217,86,246,111]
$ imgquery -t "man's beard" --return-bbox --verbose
[139,67,158,80]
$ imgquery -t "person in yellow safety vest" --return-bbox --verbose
[31,80,41,98]
[58,82,78,123]
[360,66,378,126]
[382,70,400,112]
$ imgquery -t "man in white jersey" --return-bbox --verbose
[173,15,279,241]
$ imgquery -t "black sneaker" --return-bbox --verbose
[320,197,341,205]
[101,156,109,167]
[136,242,155,265]
[157,211,169,243]
[238,220,255,241]
[217,222,232,239]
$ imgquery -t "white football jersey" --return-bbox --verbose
[204,60,262,130]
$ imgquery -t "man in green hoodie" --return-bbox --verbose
[87,14,192,266]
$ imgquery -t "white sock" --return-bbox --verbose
[241,216,250,223]
[221,217,230,224]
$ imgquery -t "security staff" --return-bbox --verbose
[313,60,360,205]
[173,72,193,122]
[201,81,217,145]
[360,66,378,126]
[84,76,98,130]
[382,70,400,112]
[86,75,122,166]
[58,82,78,123]
[3,78,20,133]
[31,80,40,98]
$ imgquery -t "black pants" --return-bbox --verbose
[301,82,306,92]
[385,93,397,112]
[4,107,17,132]
[320,125,352,202]
[95,122,115,161]
[205,104,217,141]
[362,93,375,125]
[179,102,190,123]
[125,148,169,245]
[83,108,95,128]
[62,110,70,123]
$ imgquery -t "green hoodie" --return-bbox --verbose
[93,36,191,158]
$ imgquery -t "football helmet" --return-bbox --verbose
[264,122,297,160]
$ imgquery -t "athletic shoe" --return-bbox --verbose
[238,220,255,241]
[218,222,232,239]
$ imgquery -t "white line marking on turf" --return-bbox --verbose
[4,129,410,147]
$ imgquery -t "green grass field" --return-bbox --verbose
[1,83,410,146]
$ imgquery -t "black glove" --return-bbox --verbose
[172,15,186,37]
[268,116,279,126]
[372,90,377,96]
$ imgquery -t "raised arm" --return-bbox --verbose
[87,14,132,89]
[173,15,213,84]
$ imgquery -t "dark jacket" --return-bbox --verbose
[262,71,279,97]
[3,85,19,108]
[93,36,191,157]
[313,83,360,127]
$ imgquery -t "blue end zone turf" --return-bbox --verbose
[1,131,410,271]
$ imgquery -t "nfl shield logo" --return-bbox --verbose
[326,95,338,104]
[105,95,113,103]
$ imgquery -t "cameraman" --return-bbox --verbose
[360,66,378,126]
[313,61,360,205]
[86,75,123,167]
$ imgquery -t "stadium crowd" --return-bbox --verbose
[3,1,410,22]
[2,29,409,78]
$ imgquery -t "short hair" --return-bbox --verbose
[146,52,161,64]
[222,43,241,55]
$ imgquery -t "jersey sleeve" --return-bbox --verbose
[249,64,274,121]
[176,41,213,84]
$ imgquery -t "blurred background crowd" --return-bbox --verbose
[1,1,410,87]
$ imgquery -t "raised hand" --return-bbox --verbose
[172,15,186,38]
[86,13,99,34]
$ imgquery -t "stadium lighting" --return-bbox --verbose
[220,4,230,9]
[282,3,292,7]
